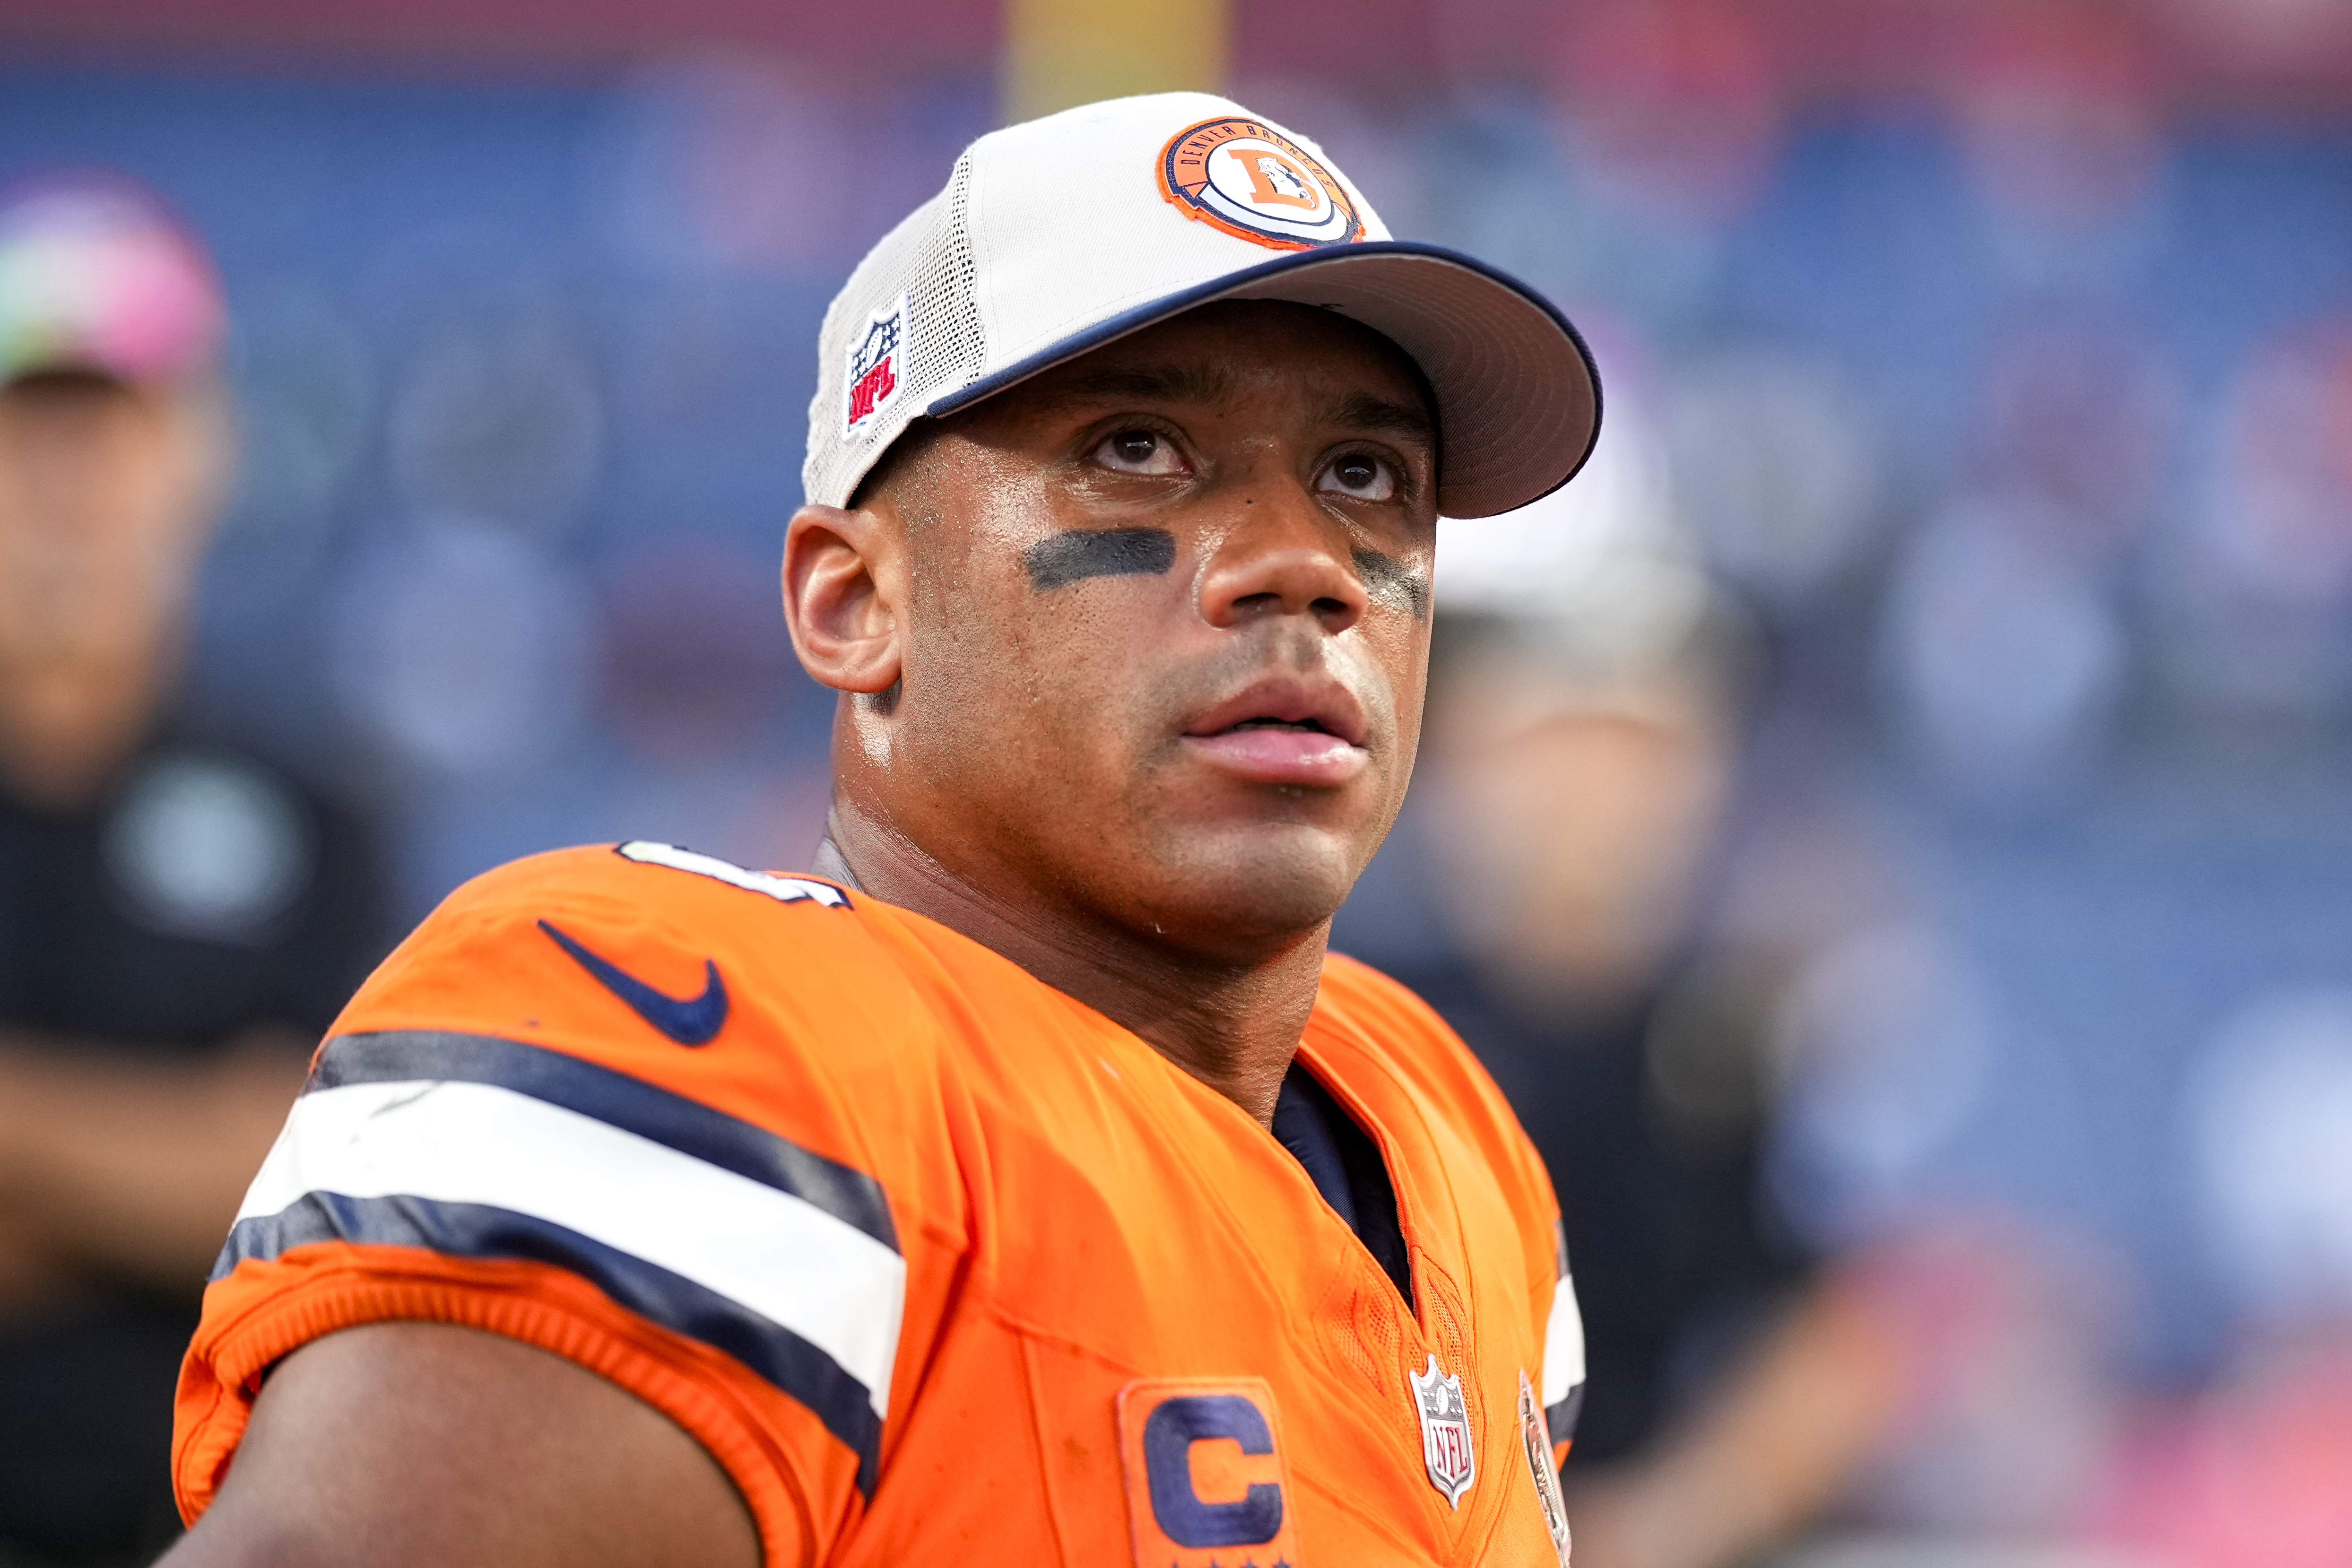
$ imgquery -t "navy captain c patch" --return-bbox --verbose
[1117,1379,1302,1568]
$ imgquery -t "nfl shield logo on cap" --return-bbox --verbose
[1410,1353,1475,1508]
[842,294,907,438]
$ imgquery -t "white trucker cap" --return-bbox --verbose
[804,91,1601,520]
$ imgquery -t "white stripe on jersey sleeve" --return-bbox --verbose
[237,1078,906,1416]
[1542,1272,1587,1408]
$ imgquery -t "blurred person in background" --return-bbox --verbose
[2068,986,2352,1568]
[0,174,382,1563]
[1386,447,1910,1568]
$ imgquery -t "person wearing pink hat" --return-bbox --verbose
[0,172,384,1562]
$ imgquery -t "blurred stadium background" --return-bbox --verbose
[9,0,2352,1563]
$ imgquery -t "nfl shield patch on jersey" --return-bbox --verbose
[1409,1353,1475,1508]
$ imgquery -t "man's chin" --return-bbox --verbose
[1110,822,1369,961]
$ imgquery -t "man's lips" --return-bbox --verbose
[1183,726,1367,785]
[1180,679,1370,787]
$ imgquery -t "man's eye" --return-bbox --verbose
[1319,453,1397,502]
[1095,429,1184,475]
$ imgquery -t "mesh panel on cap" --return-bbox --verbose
[804,155,989,507]
[906,156,984,402]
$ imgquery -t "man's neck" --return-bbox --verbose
[815,804,1325,1130]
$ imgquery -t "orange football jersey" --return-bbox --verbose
[176,841,1587,1566]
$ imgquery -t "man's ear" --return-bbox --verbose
[782,502,903,695]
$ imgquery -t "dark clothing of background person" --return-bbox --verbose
[1391,953,1813,1468]
[0,733,382,1565]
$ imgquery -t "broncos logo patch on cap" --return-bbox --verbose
[1155,116,1363,251]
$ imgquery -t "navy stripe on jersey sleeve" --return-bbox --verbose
[1543,1221,1587,1452]
[225,1028,907,1497]
[309,1029,897,1251]
[220,1192,883,1494]
[1546,1383,1585,1450]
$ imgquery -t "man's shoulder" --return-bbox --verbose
[387,841,876,988]
[428,840,859,931]
[337,843,945,1098]
[194,844,952,1537]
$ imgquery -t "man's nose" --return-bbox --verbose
[1194,478,1370,636]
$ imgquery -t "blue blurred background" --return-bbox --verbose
[10,0,2352,1561]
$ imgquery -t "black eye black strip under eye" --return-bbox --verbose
[1352,547,1431,621]
[1024,528,1178,589]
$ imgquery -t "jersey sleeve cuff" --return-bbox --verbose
[175,1245,859,1565]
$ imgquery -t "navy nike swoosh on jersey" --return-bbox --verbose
[536,919,730,1046]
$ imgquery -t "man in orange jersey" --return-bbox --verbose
[164,92,1602,1568]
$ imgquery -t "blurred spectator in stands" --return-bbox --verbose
[0,173,383,1563]
[1388,394,1912,1568]
[1950,0,2170,285]
[2077,986,2352,1568]
[1882,307,2175,803]
[2158,308,2352,726]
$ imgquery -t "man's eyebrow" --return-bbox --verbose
[1327,392,1437,450]
[1056,364,1435,450]
[1057,363,1234,407]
